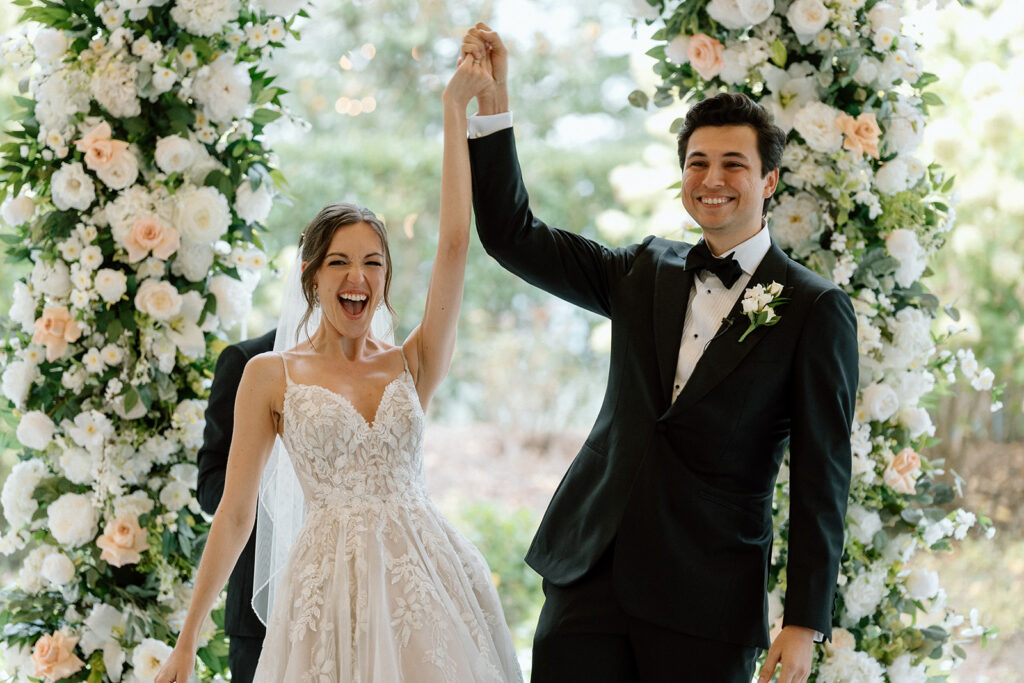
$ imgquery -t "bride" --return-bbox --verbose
[156,53,522,682]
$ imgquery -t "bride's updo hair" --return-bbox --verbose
[297,202,396,336]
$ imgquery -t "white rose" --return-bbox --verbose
[786,0,830,44]
[904,568,939,600]
[16,411,56,451]
[192,52,251,124]
[95,146,139,190]
[9,281,37,334]
[174,186,231,244]
[887,653,928,683]
[2,360,37,407]
[770,192,821,250]
[131,638,173,678]
[160,480,191,511]
[135,278,183,321]
[867,2,901,34]
[47,492,100,547]
[1,192,35,225]
[860,382,899,422]
[234,179,274,224]
[874,157,910,195]
[51,161,96,211]
[852,58,880,87]
[718,47,747,85]
[41,551,76,586]
[664,35,690,65]
[847,504,882,545]
[793,101,843,153]
[155,135,198,174]
[707,0,748,29]
[94,268,128,303]
[737,0,774,25]
[259,0,307,15]
[899,405,934,438]
[884,115,923,156]
[34,28,68,65]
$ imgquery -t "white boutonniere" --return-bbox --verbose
[738,281,788,342]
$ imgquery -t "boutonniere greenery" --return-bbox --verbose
[738,281,789,342]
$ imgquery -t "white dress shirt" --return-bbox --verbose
[672,226,770,402]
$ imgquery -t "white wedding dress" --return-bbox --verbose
[252,353,522,682]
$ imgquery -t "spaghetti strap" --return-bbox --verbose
[279,352,293,385]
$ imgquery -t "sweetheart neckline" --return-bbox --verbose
[284,371,413,430]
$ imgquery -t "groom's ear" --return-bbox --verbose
[762,167,779,197]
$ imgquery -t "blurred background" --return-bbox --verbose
[1,0,1021,678]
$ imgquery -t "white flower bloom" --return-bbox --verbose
[1,459,48,530]
[885,228,927,288]
[707,0,748,29]
[135,278,183,321]
[34,28,68,65]
[155,134,199,174]
[2,360,38,407]
[971,367,995,391]
[852,57,880,87]
[737,0,774,25]
[899,405,935,438]
[246,23,269,48]
[130,32,162,61]
[266,19,286,42]
[114,490,156,519]
[234,179,274,224]
[47,492,100,547]
[166,291,208,357]
[9,281,38,333]
[904,568,940,600]
[192,52,251,124]
[1,191,35,225]
[921,517,954,547]
[794,101,843,153]
[51,161,96,211]
[818,647,885,683]
[58,443,94,484]
[18,546,50,594]
[848,504,883,545]
[94,268,128,303]
[67,409,114,454]
[80,245,104,271]
[80,603,127,654]
[786,0,830,45]
[208,274,252,327]
[887,653,928,683]
[174,185,231,244]
[860,382,899,422]
[95,146,139,190]
[83,346,106,374]
[953,510,976,540]
[58,236,83,261]
[770,192,821,250]
[760,63,818,132]
[170,0,240,36]
[41,551,76,586]
[172,399,207,449]
[132,637,174,678]
[91,54,141,119]
[867,2,902,34]
[842,569,887,623]
[718,46,748,85]
[16,411,57,451]
[172,239,216,282]
[160,480,191,511]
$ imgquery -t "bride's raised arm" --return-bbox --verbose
[404,55,493,405]
[155,354,282,683]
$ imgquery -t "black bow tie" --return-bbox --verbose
[684,241,743,288]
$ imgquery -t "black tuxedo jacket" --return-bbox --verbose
[197,329,276,639]
[469,129,858,649]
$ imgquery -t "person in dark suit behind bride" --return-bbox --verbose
[462,24,858,683]
[196,328,275,683]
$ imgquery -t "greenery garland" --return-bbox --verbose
[629,0,1001,679]
[0,0,307,678]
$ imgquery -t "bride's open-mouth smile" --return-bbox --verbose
[338,290,370,319]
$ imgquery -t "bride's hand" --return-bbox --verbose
[444,52,494,111]
[154,645,196,683]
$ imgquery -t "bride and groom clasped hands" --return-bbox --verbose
[158,21,858,683]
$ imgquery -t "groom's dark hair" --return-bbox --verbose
[676,92,787,214]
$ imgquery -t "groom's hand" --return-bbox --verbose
[461,23,508,115]
[758,624,814,683]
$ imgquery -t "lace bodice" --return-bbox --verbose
[280,356,428,512]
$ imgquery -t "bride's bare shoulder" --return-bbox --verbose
[241,351,288,395]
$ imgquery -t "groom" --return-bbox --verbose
[463,27,857,683]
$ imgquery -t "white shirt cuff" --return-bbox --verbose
[468,112,513,139]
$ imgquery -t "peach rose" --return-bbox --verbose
[96,513,151,567]
[32,306,83,362]
[687,33,725,81]
[32,630,84,681]
[74,121,112,153]
[837,111,881,159]
[884,447,921,494]
[124,215,180,262]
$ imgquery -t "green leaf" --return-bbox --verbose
[920,91,944,107]
[123,388,139,413]
[627,89,649,110]
[770,39,787,68]
[251,108,282,125]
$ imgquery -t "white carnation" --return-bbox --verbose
[847,504,882,545]
[1,459,48,530]
[41,551,76,586]
[155,135,199,174]
[842,569,887,623]
[234,179,274,224]
[16,411,57,451]
[860,382,899,422]
[131,638,173,678]
[192,52,251,124]
[174,186,231,244]
[47,492,100,547]
[1,192,35,226]
[51,161,96,211]
[887,653,927,683]
[904,568,939,600]
[2,361,38,407]
[786,0,830,44]
[794,101,843,153]
[770,192,821,250]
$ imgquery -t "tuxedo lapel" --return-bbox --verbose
[653,243,694,405]
[668,243,791,416]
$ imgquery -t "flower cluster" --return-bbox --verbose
[632,0,999,678]
[0,0,308,680]
[738,280,787,341]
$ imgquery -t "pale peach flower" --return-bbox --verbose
[884,447,921,494]
[74,121,112,153]
[32,631,84,681]
[687,33,726,81]
[124,215,180,262]
[32,306,83,362]
[837,111,881,159]
[96,513,150,567]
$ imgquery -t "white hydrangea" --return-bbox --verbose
[191,52,251,124]
[47,492,100,547]
[59,444,95,485]
[172,239,216,282]
[818,647,885,682]
[847,504,883,545]
[770,192,821,250]
[16,411,57,451]
[90,53,141,119]
[170,0,240,36]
